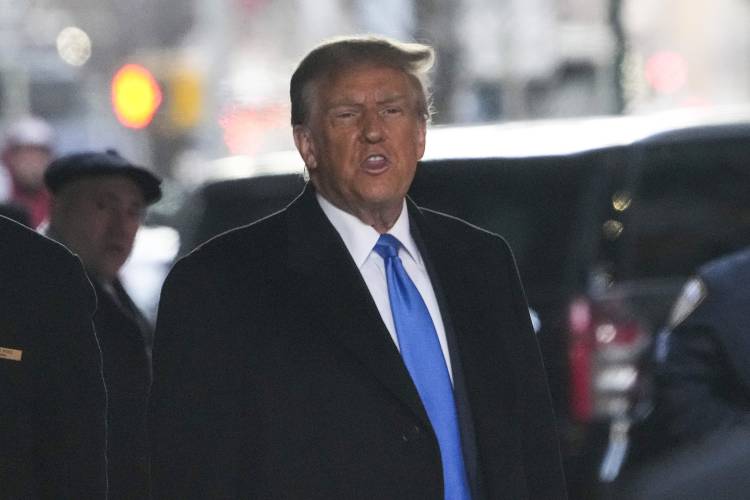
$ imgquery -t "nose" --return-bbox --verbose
[361,110,384,143]
[110,207,140,239]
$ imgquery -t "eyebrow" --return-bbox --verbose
[93,189,145,207]
[327,93,410,109]
[378,94,410,106]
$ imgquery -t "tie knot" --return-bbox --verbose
[374,234,401,260]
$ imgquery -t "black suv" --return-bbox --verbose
[173,118,750,499]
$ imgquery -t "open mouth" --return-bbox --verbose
[362,154,389,172]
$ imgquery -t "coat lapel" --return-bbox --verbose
[406,201,496,369]
[285,186,432,428]
[407,200,519,428]
[407,201,491,498]
[92,279,151,345]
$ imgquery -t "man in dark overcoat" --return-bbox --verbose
[45,150,162,499]
[150,36,566,500]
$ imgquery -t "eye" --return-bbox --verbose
[330,106,359,120]
[381,106,404,118]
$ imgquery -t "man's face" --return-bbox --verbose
[4,145,52,192]
[293,64,426,224]
[51,175,146,282]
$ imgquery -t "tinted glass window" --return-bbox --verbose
[610,136,750,280]
[409,156,595,301]
[177,173,306,254]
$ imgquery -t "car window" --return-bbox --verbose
[608,136,750,281]
[177,173,306,254]
[410,156,595,301]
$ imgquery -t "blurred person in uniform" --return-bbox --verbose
[614,248,750,498]
[44,149,162,500]
[0,115,55,227]
[150,36,566,499]
[0,215,107,499]
[655,248,750,446]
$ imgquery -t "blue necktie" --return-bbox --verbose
[374,234,471,500]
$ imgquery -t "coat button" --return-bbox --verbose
[402,425,422,442]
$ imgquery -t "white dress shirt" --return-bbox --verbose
[316,193,454,381]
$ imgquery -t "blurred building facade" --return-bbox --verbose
[0,0,748,181]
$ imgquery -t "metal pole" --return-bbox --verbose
[609,0,626,114]
[0,0,30,118]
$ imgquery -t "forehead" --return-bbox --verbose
[62,175,145,203]
[8,144,51,155]
[316,64,416,104]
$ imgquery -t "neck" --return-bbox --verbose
[358,207,400,234]
[311,184,404,234]
[332,199,403,234]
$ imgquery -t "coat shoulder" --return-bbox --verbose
[672,246,750,333]
[695,247,750,312]
[1,216,74,261]
[417,206,513,254]
[0,216,82,283]
[170,209,286,283]
[699,247,750,286]
[187,209,284,256]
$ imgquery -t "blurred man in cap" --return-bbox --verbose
[0,115,55,227]
[0,214,107,499]
[45,149,161,500]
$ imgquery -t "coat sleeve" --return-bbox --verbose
[40,253,108,499]
[501,239,568,499]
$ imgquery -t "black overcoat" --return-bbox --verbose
[149,186,566,499]
[0,215,107,499]
[93,278,152,500]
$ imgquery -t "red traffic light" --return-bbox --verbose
[111,64,162,129]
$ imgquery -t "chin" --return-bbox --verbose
[98,262,124,282]
[360,182,406,201]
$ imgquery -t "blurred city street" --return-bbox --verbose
[2,1,750,498]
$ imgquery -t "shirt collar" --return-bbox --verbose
[316,193,423,269]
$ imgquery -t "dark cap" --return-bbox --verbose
[45,149,162,204]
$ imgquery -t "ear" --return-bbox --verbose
[293,125,318,170]
[47,194,64,234]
